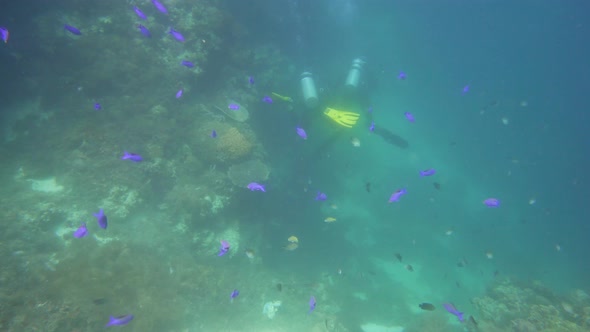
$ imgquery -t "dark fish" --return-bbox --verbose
[419,303,436,311]
[405,264,414,272]
[456,281,461,288]
[93,298,107,305]
[64,24,81,35]
[433,182,441,190]
[365,182,371,193]
[394,253,402,262]
[469,315,478,327]
[276,283,282,292]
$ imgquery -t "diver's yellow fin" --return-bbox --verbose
[324,107,360,128]
[271,92,294,103]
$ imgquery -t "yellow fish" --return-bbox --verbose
[287,235,299,243]
[271,92,294,103]
[324,217,337,223]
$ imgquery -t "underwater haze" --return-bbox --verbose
[0,0,589,331]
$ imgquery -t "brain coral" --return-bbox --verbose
[216,127,253,161]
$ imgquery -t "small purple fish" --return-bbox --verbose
[73,222,87,238]
[398,71,407,80]
[369,121,375,132]
[151,0,168,14]
[404,112,415,123]
[210,130,217,138]
[121,151,143,162]
[443,303,464,322]
[262,96,273,103]
[133,6,147,20]
[419,168,436,177]
[247,182,265,192]
[218,240,230,256]
[64,24,81,36]
[181,60,194,68]
[168,28,185,42]
[367,106,373,113]
[315,192,327,201]
[230,289,239,302]
[462,85,470,95]
[0,27,8,43]
[94,103,101,111]
[483,198,500,208]
[93,209,108,229]
[309,296,316,313]
[296,127,307,140]
[388,188,407,203]
[137,24,151,37]
[176,89,183,99]
[248,76,254,85]
[228,103,240,110]
[105,314,134,327]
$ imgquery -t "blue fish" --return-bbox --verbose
[93,209,108,229]
[121,151,143,162]
[248,76,254,85]
[0,27,9,43]
[398,71,407,80]
[419,168,436,177]
[296,127,307,140]
[218,240,230,256]
[168,28,185,42]
[388,188,407,203]
[462,85,470,95]
[443,303,464,322]
[176,89,183,99]
[404,112,415,123]
[181,60,194,68]
[247,182,265,192]
[315,192,327,201]
[483,198,500,207]
[230,289,239,302]
[367,106,373,113]
[94,103,101,111]
[262,96,273,103]
[133,6,147,20]
[137,24,151,37]
[228,103,240,110]
[73,222,87,238]
[105,314,134,327]
[369,121,375,132]
[151,0,168,14]
[64,24,81,36]
[309,296,316,313]
[210,130,217,138]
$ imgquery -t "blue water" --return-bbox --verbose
[1,1,589,331]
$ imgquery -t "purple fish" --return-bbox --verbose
[443,303,464,322]
[133,6,147,20]
[176,89,183,99]
[121,151,143,162]
[93,209,108,229]
[247,182,265,192]
[94,103,102,111]
[483,198,500,207]
[137,24,151,37]
[315,191,327,201]
[228,103,240,110]
[369,121,375,132]
[296,127,307,140]
[181,60,194,68]
[168,28,184,42]
[262,96,273,103]
[367,106,373,113]
[404,112,415,123]
[398,71,407,80]
[73,222,87,238]
[218,240,230,256]
[248,76,254,85]
[462,85,470,95]
[419,168,436,177]
[388,188,407,203]
[105,314,134,327]
[309,296,316,313]
[0,27,8,43]
[151,0,168,14]
[230,289,239,302]
[210,130,217,138]
[64,24,81,36]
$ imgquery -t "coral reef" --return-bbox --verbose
[227,159,270,187]
[193,120,259,165]
[471,278,590,331]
